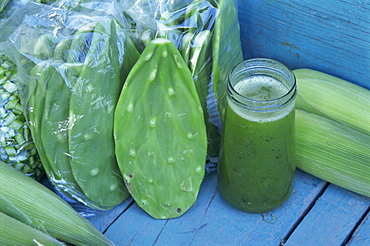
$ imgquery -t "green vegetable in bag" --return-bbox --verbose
[68,19,136,209]
[22,18,139,210]
[212,0,243,121]
[114,38,207,219]
[0,54,44,180]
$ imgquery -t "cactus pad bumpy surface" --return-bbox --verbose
[114,38,207,219]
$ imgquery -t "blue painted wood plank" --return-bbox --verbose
[149,172,219,245]
[237,0,370,89]
[347,212,370,246]
[103,202,168,245]
[88,198,133,232]
[102,171,218,245]
[283,184,370,246]
[188,170,326,246]
[96,169,326,245]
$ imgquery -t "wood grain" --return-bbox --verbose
[283,184,370,246]
[237,0,370,89]
[347,211,370,246]
[98,170,327,245]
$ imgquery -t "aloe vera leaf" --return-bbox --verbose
[212,0,243,121]
[0,212,66,246]
[69,19,137,209]
[0,161,114,246]
[114,38,207,219]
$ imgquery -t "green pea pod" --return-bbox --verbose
[69,19,138,209]
[114,38,207,219]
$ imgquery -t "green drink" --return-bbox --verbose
[218,59,296,213]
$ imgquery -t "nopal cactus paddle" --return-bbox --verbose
[69,19,136,209]
[114,38,207,219]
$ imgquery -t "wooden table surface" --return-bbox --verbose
[88,169,370,246]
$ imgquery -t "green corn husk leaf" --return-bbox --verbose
[0,194,48,233]
[0,161,114,246]
[294,68,370,135]
[296,109,370,198]
[0,211,66,246]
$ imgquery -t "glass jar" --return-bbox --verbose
[217,58,297,213]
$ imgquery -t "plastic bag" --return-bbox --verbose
[0,0,243,214]
[0,0,46,180]
[116,0,243,170]
[0,0,139,214]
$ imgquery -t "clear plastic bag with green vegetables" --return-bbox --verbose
[0,0,243,215]
[0,1,45,180]
[116,0,243,169]
[64,0,243,169]
[0,1,138,213]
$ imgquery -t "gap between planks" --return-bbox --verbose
[279,182,330,245]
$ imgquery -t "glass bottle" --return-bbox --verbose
[217,58,297,213]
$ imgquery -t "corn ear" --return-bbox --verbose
[0,212,66,246]
[0,161,114,246]
[294,68,370,135]
[295,109,370,198]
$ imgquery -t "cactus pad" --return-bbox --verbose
[114,38,207,219]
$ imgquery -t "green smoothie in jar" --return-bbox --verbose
[217,58,297,213]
